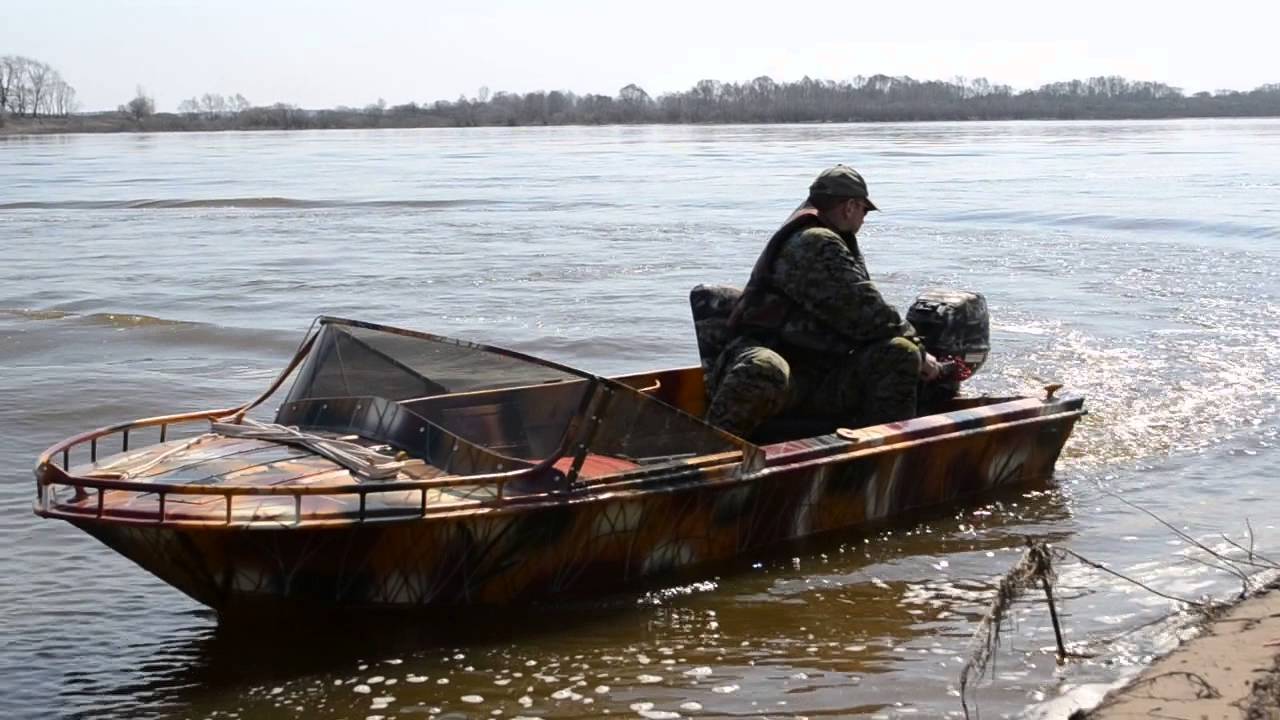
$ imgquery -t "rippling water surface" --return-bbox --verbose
[2,120,1279,719]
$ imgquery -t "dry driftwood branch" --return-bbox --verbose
[1220,527,1279,571]
[960,539,1058,720]
[1248,518,1256,563]
[1055,547,1211,608]
[958,497,1273,718]
[1127,670,1222,700]
[959,539,1212,719]
[1097,489,1263,592]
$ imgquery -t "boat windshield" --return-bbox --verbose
[284,318,587,400]
[276,318,750,472]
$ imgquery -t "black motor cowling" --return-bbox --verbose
[907,289,990,405]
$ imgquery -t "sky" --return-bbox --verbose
[3,0,1277,112]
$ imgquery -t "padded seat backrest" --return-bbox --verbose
[689,284,742,382]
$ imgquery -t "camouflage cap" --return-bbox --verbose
[808,165,878,211]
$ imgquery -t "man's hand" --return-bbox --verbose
[920,352,942,382]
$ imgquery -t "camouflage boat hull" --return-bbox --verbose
[53,399,1080,612]
[34,318,1084,615]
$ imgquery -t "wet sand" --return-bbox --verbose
[1078,585,1280,719]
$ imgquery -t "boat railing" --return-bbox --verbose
[36,405,244,484]
[33,408,533,526]
[32,407,749,529]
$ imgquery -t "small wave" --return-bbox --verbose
[877,150,984,158]
[2,307,246,331]
[0,198,505,211]
[990,322,1052,336]
[934,209,1280,241]
[0,308,74,320]
[1,307,230,334]
[1145,149,1230,156]
[0,308,307,365]
[0,308,204,328]
[75,312,199,328]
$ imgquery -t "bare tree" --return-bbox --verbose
[25,60,51,117]
[0,56,79,119]
[14,58,53,117]
[4,55,31,115]
[50,78,77,116]
[0,55,22,114]
[35,69,63,116]
[122,86,155,121]
[11,83,28,116]
[618,83,651,106]
[179,92,249,116]
[199,92,226,117]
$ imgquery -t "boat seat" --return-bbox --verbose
[689,284,874,444]
[690,284,837,442]
[401,380,591,461]
[689,284,742,388]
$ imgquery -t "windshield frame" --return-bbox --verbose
[274,316,756,481]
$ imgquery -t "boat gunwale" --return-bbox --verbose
[35,396,1085,530]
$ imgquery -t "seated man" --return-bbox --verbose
[705,165,939,438]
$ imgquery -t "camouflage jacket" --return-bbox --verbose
[728,204,910,355]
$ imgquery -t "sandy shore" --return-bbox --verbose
[1076,587,1280,719]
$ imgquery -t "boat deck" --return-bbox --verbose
[45,426,659,526]
[36,389,1082,530]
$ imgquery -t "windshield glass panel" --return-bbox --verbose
[279,320,590,463]
[277,319,753,473]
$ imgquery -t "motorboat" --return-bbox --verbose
[34,293,1084,615]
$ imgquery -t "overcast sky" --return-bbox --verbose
[4,0,1277,112]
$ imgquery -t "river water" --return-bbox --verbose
[2,120,1278,719]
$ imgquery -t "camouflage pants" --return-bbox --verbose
[705,336,922,438]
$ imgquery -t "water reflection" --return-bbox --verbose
[56,485,1072,719]
[0,131,81,145]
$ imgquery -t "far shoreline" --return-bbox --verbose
[5,71,1278,137]
[5,112,1280,138]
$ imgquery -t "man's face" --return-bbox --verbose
[836,198,870,234]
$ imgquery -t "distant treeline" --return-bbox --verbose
[5,73,1280,134]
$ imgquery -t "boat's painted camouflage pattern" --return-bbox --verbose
[38,370,1084,612]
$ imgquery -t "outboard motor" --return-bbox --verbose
[906,289,990,407]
